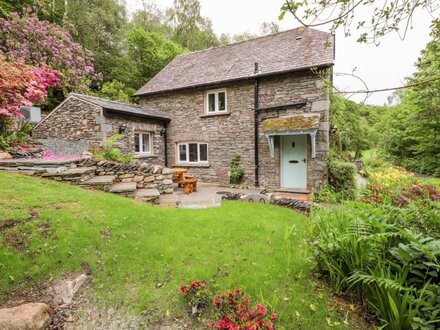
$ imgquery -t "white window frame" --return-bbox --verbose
[177,142,209,164]
[134,132,153,155]
[205,89,227,114]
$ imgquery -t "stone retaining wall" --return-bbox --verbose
[74,158,174,193]
[0,158,174,194]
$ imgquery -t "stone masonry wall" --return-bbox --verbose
[104,113,166,167]
[141,70,330,191]
[142,80,255,185]
[32,97,103,149]
[257,72,330,190]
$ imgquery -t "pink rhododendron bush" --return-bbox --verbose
[0,11,100,92]
[0,55,61,154]
[0,54,61,118]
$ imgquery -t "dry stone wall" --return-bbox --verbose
[0,158,174,195]
[75,158,173,193]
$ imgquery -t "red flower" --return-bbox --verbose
[271,313,278,320]
[180,285,189,294]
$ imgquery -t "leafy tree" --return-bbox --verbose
[280,0,439,44]
[98,80,132,103]
[330,95,371,158]
[130,0,173,37]
[59,0,128,82]
[112,28,184,91]
[167,0,219,50]
[383,23,440,175]
[0,11,98,92]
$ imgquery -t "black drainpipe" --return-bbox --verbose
[254,62,260,187]
[163,121,168,168]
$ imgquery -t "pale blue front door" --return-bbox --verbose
[281,135,307,189]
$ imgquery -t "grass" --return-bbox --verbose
[0,172,349,329]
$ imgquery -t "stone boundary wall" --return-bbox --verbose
[0,158,174,194]
[74,158,174,193]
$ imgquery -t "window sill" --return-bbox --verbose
[201,112,230,118]
[173,163,211,168]
[134,154,157,159]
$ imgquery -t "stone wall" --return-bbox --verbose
[37,139,90,156]
[104,113,166,166]
[74,158,173,193]
[141,69,330,191]
[0,158,174,194]
[32,97,103,149]
[142,80,255,185]
[257,72,330,190]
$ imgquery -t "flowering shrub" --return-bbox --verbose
[0,54,61,118]
[0,11,100,92]
[180,281,211,315]
[361,167,440,206]
[210,288,278,330]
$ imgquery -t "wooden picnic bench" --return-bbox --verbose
[171,168,198,194]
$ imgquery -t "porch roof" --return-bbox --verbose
[261,114,320,134]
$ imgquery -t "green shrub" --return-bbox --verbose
[328,159,357,200]
[312,203,440,329]
[93,134,134,164]
[314,185,344,203]
[229,154,244,184]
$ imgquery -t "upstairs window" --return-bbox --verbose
[205,89,227,113]
[178,143,208,163]
[134,132,152,154]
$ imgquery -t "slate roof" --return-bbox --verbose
[134,27,334,96]
[261,114,321,133]
[71,93,170,121]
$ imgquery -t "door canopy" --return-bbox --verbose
[261,114,320,159]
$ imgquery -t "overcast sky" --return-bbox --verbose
[126,0,434,105]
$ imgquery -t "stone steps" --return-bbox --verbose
[134,189,160,204]
[80,175,116,191]
[110,182,137,195]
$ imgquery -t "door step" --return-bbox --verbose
[274,188,310,194]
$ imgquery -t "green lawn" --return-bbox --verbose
[0,172,348,329]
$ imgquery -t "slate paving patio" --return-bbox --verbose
[159,182,310,209]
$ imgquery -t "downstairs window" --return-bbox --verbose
[178,142,208,163]
[134,132,152,154]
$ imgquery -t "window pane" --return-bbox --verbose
[189,143,198,162]
[199,144,208,161]
[179,144,187,162]
[142,133,150,153]
[134,133,140,152]
[208,93,215,112]
[218,92,226,111]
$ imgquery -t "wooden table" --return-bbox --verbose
[171,168,188,184]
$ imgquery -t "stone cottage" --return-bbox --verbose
[33,93,170,166]
[134,28,334,191]
[33,28,334,192]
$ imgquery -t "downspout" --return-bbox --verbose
[254,63,260,187]
[163,121,168,168]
